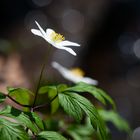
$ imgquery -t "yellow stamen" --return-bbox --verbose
[70,68,85,77]
[50,31,65,43]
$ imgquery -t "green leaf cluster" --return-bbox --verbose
[7,87,34,106]
[0,117,29,140]
[65,82,116,109]
[0,82,130,140]
[0,106,67,140]
[98,109,131,133]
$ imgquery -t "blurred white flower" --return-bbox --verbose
[52,61,98,85]
[31,21,80,56]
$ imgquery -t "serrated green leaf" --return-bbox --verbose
[0,106,39,134]
[67,118,94,140]
[39,86,56,95]
[46,86,59,114]
[0,106,11,115]
[59,93,83,122]
[98,109,131,132]
[68,118,94,136]
[0,118,29,140]
[31,112,44,130]
[16,115,39,133]
[0,92,6,103]
[66,82,116,109]
[96,89,116,110]
[59,92,108,140]
[7,87,34,105]
[14,112,39,134]
[57,84,68,93]
[37,131,67,140]
[73,94,107,140]
[51,97,59,114]
[39,85,60,113]
[67,131,82,140]
[68,130,92,140]
[65,82,106,105]
[48,87,57,99]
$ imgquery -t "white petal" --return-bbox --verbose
[31,29,43,37]
[35,21,46,37]
[45,28,56,43]
[52,62,76,82]
[52,61,69,75]
[52,61,62,70]
[64,74,80,83]
[58,46,77,56]
[58,40,80,47]
[82,77,98,85]
[52,61,98,85]
[46,28,55,36]
[49,41,77,56]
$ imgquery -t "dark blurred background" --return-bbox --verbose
[1,0,140,139]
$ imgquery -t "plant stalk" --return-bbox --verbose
[33,94,58,110]
[32,46,52,111]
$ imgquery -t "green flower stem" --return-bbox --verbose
[31,62,46,111]
[32,46,52,111]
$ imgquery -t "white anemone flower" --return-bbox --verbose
[52,61,98,85]
[31,21,80,56]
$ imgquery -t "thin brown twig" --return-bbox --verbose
[33,94,58,110]
[6,94,31,108]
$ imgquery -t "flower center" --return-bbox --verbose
[50,31,65,43]
[70,68,85,77]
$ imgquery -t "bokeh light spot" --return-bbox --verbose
[132,127,140,140]
[118,33,135,55]
[32,0,52,7]
[62,9,85,33]
[133,39,140,59]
